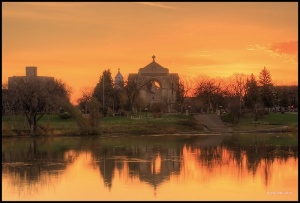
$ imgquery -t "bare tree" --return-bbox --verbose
[225,73,248,116]
[4,77,70,134]
[76,87,101,129]
[194,76,224,113]
[174,76,194,114]
[123,75,147,112]
[77,86,93,113]
[87,97,101,128]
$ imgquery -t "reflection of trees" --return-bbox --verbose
[221,134,298,186]
[99,158,115,189]
[90,134,297,190]
[181,134,298,188]
[2,162,67,197]
[195,146,223,168]
[2,134,298,194]
[2,137,81,195]
[96,148,115,189]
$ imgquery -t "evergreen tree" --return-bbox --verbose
[258,67,274,108]
[93,69,114,116]
[244,73,259,110]
[279,90,289,109]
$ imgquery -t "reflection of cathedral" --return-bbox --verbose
[128,56,179,111]
[2,136,298,200]
[127,148,181,190]
[95,143,181,190]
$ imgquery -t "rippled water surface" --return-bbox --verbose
[2,134,298,201]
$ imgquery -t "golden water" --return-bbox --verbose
[2,134,298,200]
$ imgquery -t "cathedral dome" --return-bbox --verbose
[114,68,124,89]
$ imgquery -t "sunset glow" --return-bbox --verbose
[2,2,298,103]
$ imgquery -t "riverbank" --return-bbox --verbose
[1,114,204,137]
[1,112,298,137]
[228,112,298,134]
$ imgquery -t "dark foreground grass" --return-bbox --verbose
[2,114,202,136]
[2,114,79,136]
[260,112,298,125]
[232,112,298,132]
[2,112,297,136]
[100,114,203,134]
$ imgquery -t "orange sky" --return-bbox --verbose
[2,2,298,103]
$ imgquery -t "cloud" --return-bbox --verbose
[136,2,177,9]
[247,41,298,59]
[9,2,91,7]
[247,44,279,57]
[270,41,298,55]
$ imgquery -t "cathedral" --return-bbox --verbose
[116,56,179,112]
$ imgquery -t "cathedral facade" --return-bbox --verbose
[128,56,179,112]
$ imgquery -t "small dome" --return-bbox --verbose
[115,68,123,82]
[115,68,124,89]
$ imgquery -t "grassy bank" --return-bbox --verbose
[2,113,203,136]
[2,112,298,136]
[230,112,298,132]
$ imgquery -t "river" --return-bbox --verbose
[2,133,298,201]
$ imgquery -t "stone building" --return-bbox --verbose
[3,66,55,114]
[8,66,54,89]
[128,56,179,112]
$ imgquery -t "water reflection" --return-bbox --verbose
[2,134,298,200]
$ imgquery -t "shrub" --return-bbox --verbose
[87,98,101,127]
[59,111,72,119]
[256,108,269,119]
[150,102,165,113]
[152,112,163,118]
[177,116,198,129]
[220,113,235,123]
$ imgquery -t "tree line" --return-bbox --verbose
[2,66,298,135]
[191,67,298,122]
[77,67,297,119]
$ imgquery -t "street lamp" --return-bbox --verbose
[103,75,105,113]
